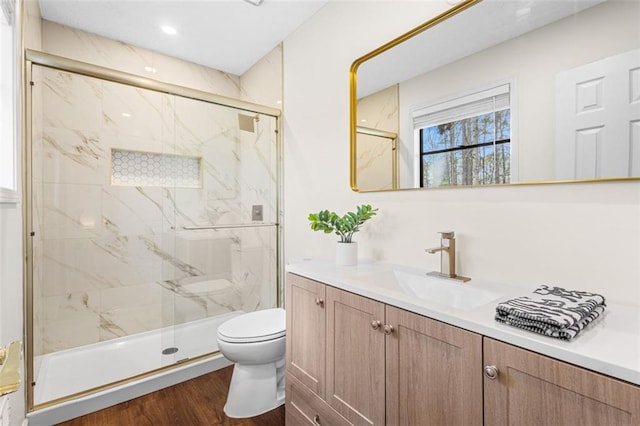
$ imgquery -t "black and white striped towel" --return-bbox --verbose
[495,285,606,341]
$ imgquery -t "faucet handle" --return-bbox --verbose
[438,231,455,239]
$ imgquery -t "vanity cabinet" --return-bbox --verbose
[286,270,640,425]
[285,273,327,398]
[483,337,640,425]
[385,305,482,425]
[285,273,482,425]
[325,285,386,425]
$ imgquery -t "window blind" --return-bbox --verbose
[412,84,510,129]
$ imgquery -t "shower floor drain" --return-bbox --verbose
[162,347,179,355]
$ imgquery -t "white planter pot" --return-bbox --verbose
[336,242,358,266]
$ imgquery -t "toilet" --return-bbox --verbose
[216,308,286,418]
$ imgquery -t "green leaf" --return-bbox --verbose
[308,204,378,242]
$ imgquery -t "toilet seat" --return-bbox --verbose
[217,308,285,343]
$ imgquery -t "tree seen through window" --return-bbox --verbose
[420,109,510,188]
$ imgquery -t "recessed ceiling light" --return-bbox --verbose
[161,25,177,35]
[144,66,157,73]
[121,112,132,118]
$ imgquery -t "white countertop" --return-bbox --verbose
[286,259,640,387]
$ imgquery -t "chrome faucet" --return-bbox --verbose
[426,231,470,282]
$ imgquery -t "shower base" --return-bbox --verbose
[27,312,241,426]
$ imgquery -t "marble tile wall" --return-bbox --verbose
[356,85,399,190]
[240,44,283,109]
[41,20,241,98]
[357,84,399,134]
[32,65,278,356]
[356,132,396,190]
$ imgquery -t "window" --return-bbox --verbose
[0,0,17,203]
[413,84,511,188]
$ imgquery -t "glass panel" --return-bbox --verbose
[29,64,279,406]
[356,132,395,190]
[422,145,511,187]
[166,97,279,361]
[110,149,202,188]
[421,110,510,187]
[160,89,178,367]
[31,67,173,404]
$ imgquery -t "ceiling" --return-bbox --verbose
[38,0,327,76]
[357,0,604,98]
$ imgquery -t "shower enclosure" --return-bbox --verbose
[356,126,398,190]
[25,51,281,412]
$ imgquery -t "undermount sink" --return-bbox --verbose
[371,268,503,311]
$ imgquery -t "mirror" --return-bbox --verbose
[350,0,640,191]
[356,126,399,189]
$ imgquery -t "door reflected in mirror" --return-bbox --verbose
[350,0,640,192]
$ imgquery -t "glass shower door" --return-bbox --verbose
[165,96,279,361]
[29,61,279,408]
[30,64,179,405]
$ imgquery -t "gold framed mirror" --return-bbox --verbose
[350,0,640,192]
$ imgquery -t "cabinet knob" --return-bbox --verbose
[371,320,381,330]
[315,298,324,307]
[383,324,395,335]
[484,365,499,380]
[313,414,321,425]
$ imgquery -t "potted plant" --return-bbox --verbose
[308,204,378,265]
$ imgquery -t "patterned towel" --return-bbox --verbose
[495,285,606,341]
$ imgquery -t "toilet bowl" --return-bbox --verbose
[216,308,286,418]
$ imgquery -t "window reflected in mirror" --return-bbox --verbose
[417,84,511,188]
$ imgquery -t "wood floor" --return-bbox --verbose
[57,366,285,426]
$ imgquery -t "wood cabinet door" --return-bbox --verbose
[385,305,483,426]
[286,273,327,398]
[326,286,386,425]
[484,337,640,426]
[286,373,352,426]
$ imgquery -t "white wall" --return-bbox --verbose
[0,0,25,423]
[283,1,640,305]
[0,204,24,425]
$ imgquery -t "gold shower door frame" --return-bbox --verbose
[23,49,283,412]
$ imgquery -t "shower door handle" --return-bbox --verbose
[182,223,278,230]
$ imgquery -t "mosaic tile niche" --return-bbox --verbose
[111,149,202,188]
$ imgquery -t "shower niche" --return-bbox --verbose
[110,149,203,188]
